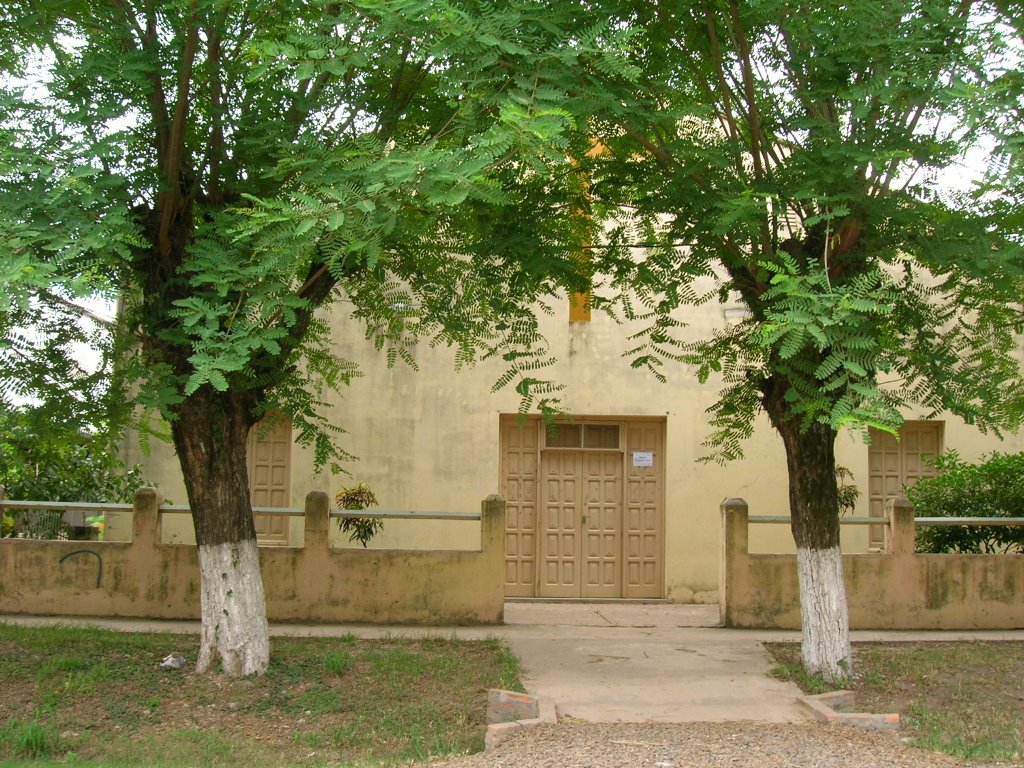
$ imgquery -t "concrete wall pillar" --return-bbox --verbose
[720,497,749,627]
[481,494,506,623]
[132,487,163,548]
[304,491,331,550]
[885,497,916,557]
[480,495,506,553]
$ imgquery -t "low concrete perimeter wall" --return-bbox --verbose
[0,489,505,625]
[721,498,1024,629]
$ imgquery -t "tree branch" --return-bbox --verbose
[702,4,742,157]
[205,9,227,203]
[6,345,96,390]
[156,4,200,257]
[32,289,115,328]
[728,0,765,183]
[618,122,684,176]
[141,0,171,164]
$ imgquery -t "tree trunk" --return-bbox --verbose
[171,387,269,676]
[764,381,852,682]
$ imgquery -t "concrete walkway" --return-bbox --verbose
[500,602,807,723]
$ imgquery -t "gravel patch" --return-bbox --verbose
[434,722,974,768]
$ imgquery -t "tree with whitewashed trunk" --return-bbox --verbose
[580,0,1024,680]
[0,0,623,675]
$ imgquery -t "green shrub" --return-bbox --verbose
[908,451,1024,554]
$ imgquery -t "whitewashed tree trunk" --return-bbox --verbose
[796,545,852,682]
[172,389,271,677]
[196,539,270,676]
[763,386,852,687]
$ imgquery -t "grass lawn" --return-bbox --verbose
[767,641,1024,763]
[0,623,523,768]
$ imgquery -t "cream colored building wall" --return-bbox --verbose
[124,287,1024,601]
[292,288,787,602]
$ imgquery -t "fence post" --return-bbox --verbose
[480,494,506,553]
[885,497,916,556]
[132,487,163,548]
[720,497,749,627]
[304,491,330,550]
[481,494,506,623]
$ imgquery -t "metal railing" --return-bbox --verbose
[157,504,306,517]
[158,505,481,521]
[749,514,1024,527]
[1,499,128,539]
[915,517,1024,527]
[330,509,480,521]
[1,499,479,540]
[749,515,883,525]
[0,500,133,513]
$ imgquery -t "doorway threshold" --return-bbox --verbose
[506,597,671,605]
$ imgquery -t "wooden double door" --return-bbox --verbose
[501,416,665,598]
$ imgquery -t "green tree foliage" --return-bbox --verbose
[0,0,627,673]
[0,403,149,540]
[579,0,1024,680]
[0,405,145,504]
[980,1,1024,236]
[1,0,615,460]
[909,451,1024,554]
[589,0,1024,448]
[0,269,130,452]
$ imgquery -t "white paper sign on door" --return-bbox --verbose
[632,451,654,468]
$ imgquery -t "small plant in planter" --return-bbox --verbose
[836,466,860,516]
[334,483,383,547]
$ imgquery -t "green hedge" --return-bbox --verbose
[908,450,1024,554]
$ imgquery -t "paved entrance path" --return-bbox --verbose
[500,602,807,723]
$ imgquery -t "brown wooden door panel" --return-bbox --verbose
[624,421,663,598]
[500,417,540,596]
[541,450,582,597]
[582,451,621,598]
[248,416,291,546]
